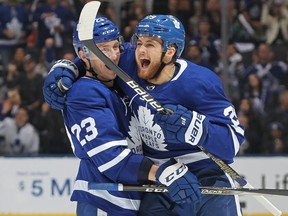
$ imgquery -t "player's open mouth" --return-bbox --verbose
[141,59,150,69]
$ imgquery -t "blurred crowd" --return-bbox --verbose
[0,0,288,156]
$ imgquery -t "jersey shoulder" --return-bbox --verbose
[170,59,229,110]
[174,59,222,91]
[67,77,112,107]
[176,59,220,82]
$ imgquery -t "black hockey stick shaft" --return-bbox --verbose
[198,146,247,186]
[88,183,288,197]
[82,40,170,114]
[78,2,282,215]
[77,2,170,114]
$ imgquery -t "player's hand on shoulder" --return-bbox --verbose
[156,158,201,204]
[43,59,80,110]
[154,104,208,146]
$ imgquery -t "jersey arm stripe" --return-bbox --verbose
[147,151,209,166]
[98,148,131,172]
[87,139,128,157]
[227,124,240,155]
[231,124,245,136]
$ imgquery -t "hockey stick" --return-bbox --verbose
[77,1,169,114]
[78,1,282,215]
[88,183,288,197]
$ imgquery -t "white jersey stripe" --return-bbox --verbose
[171,59,187,81]
[227,125,240,156]
[148,151,209,166]
[231,124,245,136]
[87,140,128,157]
[74,180,140,211]
[98,148,131,172]
[97,208,108,216]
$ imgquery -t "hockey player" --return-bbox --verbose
[43,15,245,215]
[53,16,200,216]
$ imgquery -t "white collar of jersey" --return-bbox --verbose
[171,59,187,81]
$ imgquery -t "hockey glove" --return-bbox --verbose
[156,158,201,204]
[154,104,208,146]
[43,59,80,110]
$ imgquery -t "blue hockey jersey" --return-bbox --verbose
[118,44,245,173]
[63,76,153,216]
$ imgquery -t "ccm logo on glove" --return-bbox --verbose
[185,111,206,145]
[157,160,188,186]
[156,158,201,204]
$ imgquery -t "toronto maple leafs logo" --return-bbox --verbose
[127,114,143,154]
[128,106,167,151]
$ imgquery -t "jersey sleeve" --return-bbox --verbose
[73,57,87,78]
[63,78,153,184]
[179,63,245,163]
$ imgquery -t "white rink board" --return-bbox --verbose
[0,157,79,214]
[232,156,288,214]
[0,156,287,214]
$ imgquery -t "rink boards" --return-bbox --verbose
[0,156,287,215]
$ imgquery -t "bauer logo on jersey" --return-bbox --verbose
[185,111,206,145]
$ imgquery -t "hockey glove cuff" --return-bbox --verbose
[156,158,201,204]
[43,59,79,110]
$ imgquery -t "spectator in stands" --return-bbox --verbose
[243,43,288,112]
[189,16,220,67]
[18,54,44,123]
[32,0,76,59]
[230,7,265,45]
[6,63,21,89]
[242,73,273,115]
[1,87,22,119]
[186,41,212,70]
[98,1,117,23]
[33,102,70,154]
[177,0,195,31]
[128,0,147,21]
[262,121,288,154]
[123,16,139,42]
[237,98,264,126]
[0,78,7,105]
[214,43,246,103]
[236,98,264,154]
[243,0,263,22]
[152,0,169,14]
[203,0,221,37]
[265,89,288,132]
[0,0,31,77]
[62,49,76,62]
[261,0,288,45]
[187,0,202,37]
[260,0,288,62]
[10,47,26,73]
[0,106,39,155]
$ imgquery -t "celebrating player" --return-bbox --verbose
[50,16,201,216]
[44,15,245,215]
